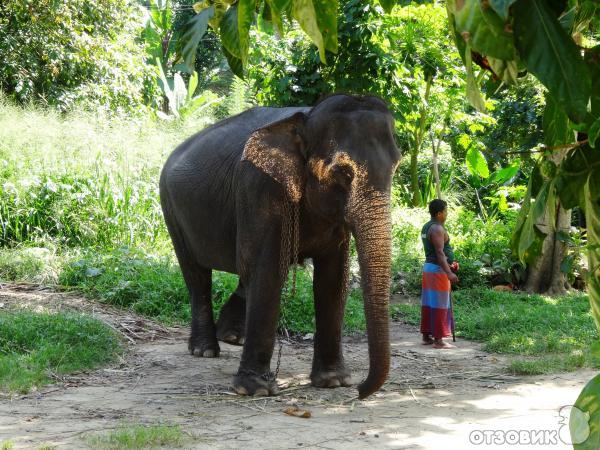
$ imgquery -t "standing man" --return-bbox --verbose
[420,199,459,349]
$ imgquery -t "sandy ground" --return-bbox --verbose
[0,285,595,449]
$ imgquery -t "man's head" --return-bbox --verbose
[429,199,448,223]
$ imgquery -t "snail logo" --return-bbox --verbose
[558,405,590,445]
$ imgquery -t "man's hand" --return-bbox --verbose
[448,272,459,284]
[450,261,459,273]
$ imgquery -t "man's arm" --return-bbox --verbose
[429,225,459,284]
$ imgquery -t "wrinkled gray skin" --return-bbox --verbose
[160,94,399,399]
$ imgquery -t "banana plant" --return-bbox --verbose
[456,135,520,220]
[155,61,221,119]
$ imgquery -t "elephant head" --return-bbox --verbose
[242,94,399,398]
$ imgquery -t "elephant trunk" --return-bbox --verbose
[349,188,392,399]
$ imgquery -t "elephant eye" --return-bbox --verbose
[324,157,332,165]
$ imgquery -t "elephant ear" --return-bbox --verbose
[242,112,307,203]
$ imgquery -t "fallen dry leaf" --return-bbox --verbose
[283,406,311,418]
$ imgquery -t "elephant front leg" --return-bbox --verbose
[233,250,283,396]
[311,241,352,388]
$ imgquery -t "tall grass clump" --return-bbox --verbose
[0,94,215,251]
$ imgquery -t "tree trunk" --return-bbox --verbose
[409,74,433,207]
[524,149,570,295]
[410,149,421,206]
[523,202,570,295]
[430,130,442,199]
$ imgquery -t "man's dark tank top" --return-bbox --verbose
[421,219,454,265]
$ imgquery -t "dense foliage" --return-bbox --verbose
[0,0,154,111]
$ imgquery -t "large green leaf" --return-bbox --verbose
[180,6,214,72]
[466,146,489,179]
[464,44,486,112]
[269,0,292,13]
[149,0,172,31]
[489,161,520,185]
[543,92,574,146]
[513,0,591,124]
[454,0,516,60]
[222,45,244,78]
[572,372,600,449]
[221,3,241,59]
[378,0,396,13]
[187,71,198,100]
[546,0,568,17]
[208,0,228,31]
[583,175,600,335]
[489,0,518,20]
[143,24,164,61]
[266,0,289,34]
[446,0,468,64]
[292,0,326,62]
[518,180,549,261]
[557,145,600,209]
[585,46,600,114]
[237,0,255,66]
[314,0,338,54]
[589,118,600,149]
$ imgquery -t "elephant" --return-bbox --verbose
[159,94,399,399]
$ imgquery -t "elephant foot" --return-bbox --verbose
[188,336,220,358]
[311,368,352,388]
[216,294,246,346]
[233,369,279,396]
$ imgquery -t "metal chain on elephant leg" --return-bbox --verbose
[279,195,300,294]
[275,195,300,380]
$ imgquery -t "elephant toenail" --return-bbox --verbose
[254,388,269,397]
[238,337,245,345]
[235,386,248,395]
[202,349,216,358]
[341,376,352,386]
[193,348,201,357]
[328,379,341,388]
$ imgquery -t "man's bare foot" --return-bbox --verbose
[422,333,434,345]
[433,339,455,349]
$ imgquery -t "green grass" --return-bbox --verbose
[87,424,187,450]
[0,310,122,393]
[56,247,367,332]
[392,288,600,373]
[279,268,366,333]
[0,94,211,251]
[1,441,13,450]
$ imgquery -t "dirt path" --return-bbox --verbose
[0,285,594,449]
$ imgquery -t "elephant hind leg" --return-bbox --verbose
[217,281,246,345]
[164,213,219,358]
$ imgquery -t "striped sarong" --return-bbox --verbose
[420,262,454,339]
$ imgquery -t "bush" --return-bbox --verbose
[59,247,191,324]
[0,0,154,112]
[390,204,520,294]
